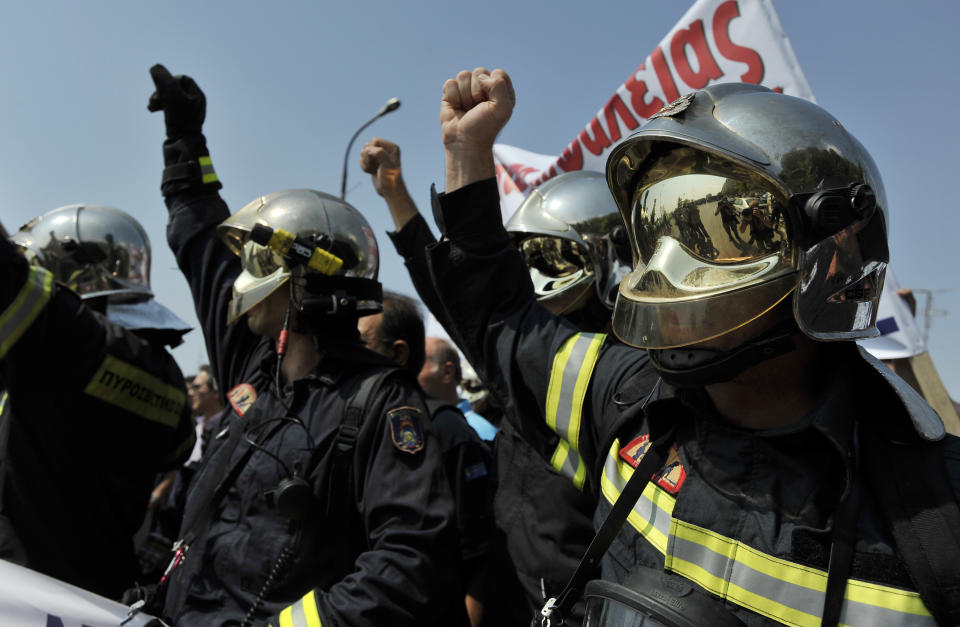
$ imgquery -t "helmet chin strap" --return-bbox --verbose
[648,320,799,388]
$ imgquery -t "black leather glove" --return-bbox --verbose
[148,64,206,140]
[148,64,222,195]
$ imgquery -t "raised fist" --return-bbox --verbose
[147,64,207,139]
[440,68,515,153]
[360,138,405,199]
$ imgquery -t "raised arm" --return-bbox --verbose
[422,69,654,491]
[440,68,515,192]
[360,138,420,231]
[148,64,267,392]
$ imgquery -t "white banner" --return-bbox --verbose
[493,0,814,219]
[0,559,155,626]
[859,270,927,360]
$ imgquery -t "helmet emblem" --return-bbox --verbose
[650,93,695,120]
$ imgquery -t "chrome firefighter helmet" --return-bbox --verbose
[10,204,191,337]
[507,171,631,314]
[218,188,381,324]
[605,84,888,350]
[12,204,153,301]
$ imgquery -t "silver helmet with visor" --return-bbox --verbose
[507,171,631,314]
[12,204,153,301]
[605,84,888,349]
[11,204,191,337]
[218,189,380,325]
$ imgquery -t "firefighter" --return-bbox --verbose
[1,206,195,598]
[362,138,662,625]
[421,68,960,626]
[147,64,461,626]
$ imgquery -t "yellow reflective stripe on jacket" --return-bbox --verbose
[545,332,605,487]
[277,590,323,627]
[601,441,934,627]
[0,392,8,419]
[0,266,53,360]
[198,156,218,184]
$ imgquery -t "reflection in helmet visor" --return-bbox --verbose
[633,174,790,266]
[240,240,286,278]
[518,236,593,280]
[611,172,799,349]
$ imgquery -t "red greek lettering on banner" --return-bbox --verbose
[557,141,583,172]
[670,19,724,89]
[602,93,639,143]
[495,164,521,195]
[624,67,664,119]
[712,0,764,83]
[578,117,612,157]
[507,164,537,192]
[649,46,680,103]
[533,166,559,187]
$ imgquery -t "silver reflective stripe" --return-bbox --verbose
[600,440,934,626]
[546,333,604,488]
[547,332,605,442]
[0,267,53,360]
[289,599,308,627]
[551,439,586,489]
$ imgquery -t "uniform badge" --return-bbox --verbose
[387,407,425,455]
[650,93,695,120]
[227,383,257,416]
[619,434,686,495]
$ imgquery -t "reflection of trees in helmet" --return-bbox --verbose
[571,213,624,238]
[779,147,863,194]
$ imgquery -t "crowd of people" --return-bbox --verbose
[0,62,958,627]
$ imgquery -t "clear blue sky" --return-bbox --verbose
[1,0,957,396]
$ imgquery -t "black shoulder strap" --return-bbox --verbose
[541,425,675,626]
[326,366,399,568]
[335,366,397,460]
[861,426,960,625]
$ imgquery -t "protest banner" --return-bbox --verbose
[493,0,814,219]
[0,559,154,626]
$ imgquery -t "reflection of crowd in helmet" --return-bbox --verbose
[736,197,787,254]
[674,199,718,259]
[738,199,777,251]
[524,236,583,278]
[715,197,743,245]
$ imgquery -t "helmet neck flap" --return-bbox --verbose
[648,318,799,387]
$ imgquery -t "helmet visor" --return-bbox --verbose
[518,235,593,282]
[632,173,791,266]
[227,241,291,324]
[614,173,798,349]
[516,235,595,313]
[240,240,286,278]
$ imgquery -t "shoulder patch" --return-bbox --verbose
[387,406,425,455]
[619,434,686,495]
[227,383,257,417]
